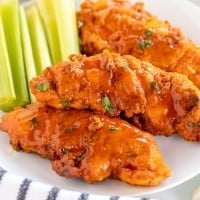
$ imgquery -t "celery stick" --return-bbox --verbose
[26,5,52,74]
[0,15,16,111]
[54,0,80,60]
[37,0,62,64]
[0,0,30,107]
[19,5,36,102]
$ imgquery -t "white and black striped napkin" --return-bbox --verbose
[0,167,159,200]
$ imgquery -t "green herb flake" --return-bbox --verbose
[75,155,83,165]
[35,82,50,92]
[150,81,157,91]
[139,40,153,50]
[145,29,153,37]
[64,125,74,133]
[30,117,38,127]
[101,96,113,114]
[108,126,119,132]
[60,100,71,107]
[187,121,200,128]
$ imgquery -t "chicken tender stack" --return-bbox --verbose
[30,51,200,141]
[1,0,200,187]
[79,0,200,89]
[0,103,170,185]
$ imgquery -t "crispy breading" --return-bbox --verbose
[0,103,170,186]
[30,51,200,141]
[79,0,200,88]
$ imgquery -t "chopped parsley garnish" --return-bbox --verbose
[187,121,200,128]
[145,29,153,37]
[108,126,119,132]
[64,125,74,133]
[139,40,153,50]
[75,155,83,165]
[150,81,157,91]
[60,100,71,107]
[35,82,50,91]
[30,117,38,127]
[101,96,113,114]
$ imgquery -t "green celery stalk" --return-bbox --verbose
[0,15,16,111]
[26,5,52,75]
[54,0,80,60]
[0,0,30,107]
[19,5,36,102]
[37,0,62,64]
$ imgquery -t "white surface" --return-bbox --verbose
[1,0,200,198]
[190,0,200,7]
[149,174,200,200]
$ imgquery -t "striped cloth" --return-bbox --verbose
[0,167,159,200]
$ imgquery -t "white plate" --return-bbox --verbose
[1,0,200,197]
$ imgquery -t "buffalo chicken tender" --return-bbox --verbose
[30,51,200,141]
[0,103,170,186]
[79,0,200,89]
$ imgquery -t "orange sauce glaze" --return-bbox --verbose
[0,103,170,185]
[30,51,200,141]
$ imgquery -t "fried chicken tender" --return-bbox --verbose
[0,103,170,186]
[30,51,200,141]
[78,0,200,88]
